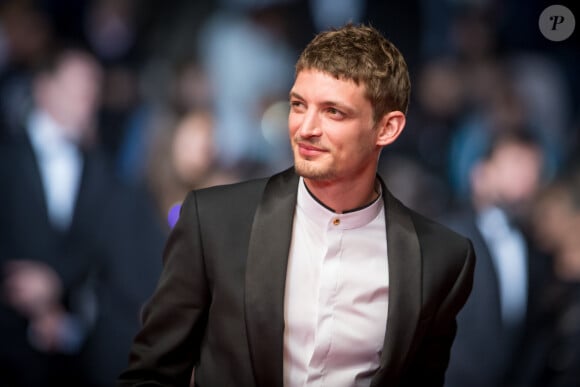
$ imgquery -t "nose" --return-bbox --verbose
[297,109,322,138]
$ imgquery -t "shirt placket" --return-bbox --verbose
[306,216,344,385]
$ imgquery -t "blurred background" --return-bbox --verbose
[0,0,578,386]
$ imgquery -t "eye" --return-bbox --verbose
[326,107,345,119]
[290,100,305,111]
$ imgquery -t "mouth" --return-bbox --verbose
[296,142,326,157]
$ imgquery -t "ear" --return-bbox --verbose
[469,162,486,191]
[375,110,406,147]
[470,160,493,202]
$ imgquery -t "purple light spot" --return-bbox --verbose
[167,202,182,228]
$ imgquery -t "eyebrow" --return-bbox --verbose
[289,91,303,100]
[289,91,355,114]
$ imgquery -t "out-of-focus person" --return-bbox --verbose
[196,1,297,171]
[526,167,580,387]
[145,108,240,229]
[441,128,553,387]
[0,45,163,387]
[0,46,104,387]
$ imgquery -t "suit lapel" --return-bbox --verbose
[245,168,298,387]
[20,135,51,224]
[371,187,422,386]
[245,170,423,386]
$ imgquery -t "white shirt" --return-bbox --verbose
[27,110,83,231]
[477,206,528,327]
[25,111,90,352]
[283,178,389,387]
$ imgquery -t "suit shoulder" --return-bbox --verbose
[184,168,294,207]
[197,176,269,199]
[409,208,474,258]
[407,208,476,306]
[179,174,278,220]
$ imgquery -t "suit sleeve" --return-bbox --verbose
[400,239,476,386]
[118,191,209,387]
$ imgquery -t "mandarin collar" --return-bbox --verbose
[297,177,383,230]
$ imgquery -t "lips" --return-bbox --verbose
[297,142,326,157]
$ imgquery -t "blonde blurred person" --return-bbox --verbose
[146,109,239,229]
[533,177,580,279]
[526,169,580,387]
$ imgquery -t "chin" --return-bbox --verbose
[294,160,334,181]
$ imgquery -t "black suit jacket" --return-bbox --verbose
[0,133,111,385]
[0,133,164,387]
[441,209,551,387]
[119,168,475,387]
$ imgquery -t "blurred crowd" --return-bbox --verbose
[0,0,578,386]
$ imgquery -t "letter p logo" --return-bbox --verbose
[550,15,566,30]
[539,5,576,41]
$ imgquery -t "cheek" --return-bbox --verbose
[336,127,374,153]
[288,113,301,136]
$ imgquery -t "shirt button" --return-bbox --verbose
[333,218,340,226]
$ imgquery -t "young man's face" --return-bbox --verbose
[288,69,381,183]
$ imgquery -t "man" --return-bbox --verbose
[118,23,475,387]
[529,169,580,387]
[0,47,164,386]
[442,129,552,387]
[0,47,106,387]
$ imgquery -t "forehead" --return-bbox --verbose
[292,69,368,101]
[51,53,102,82]
[494,142,542,162]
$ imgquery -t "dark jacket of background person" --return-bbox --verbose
[524,170,580,387]
[442,129,553,387]
[529,282,580,387]
[0,129,165,387]
[442,208,551,387]
[0,133,97,385]
[78,170,166,387]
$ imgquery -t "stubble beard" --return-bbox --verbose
[292,132,344,180]
[292,147,336,181]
